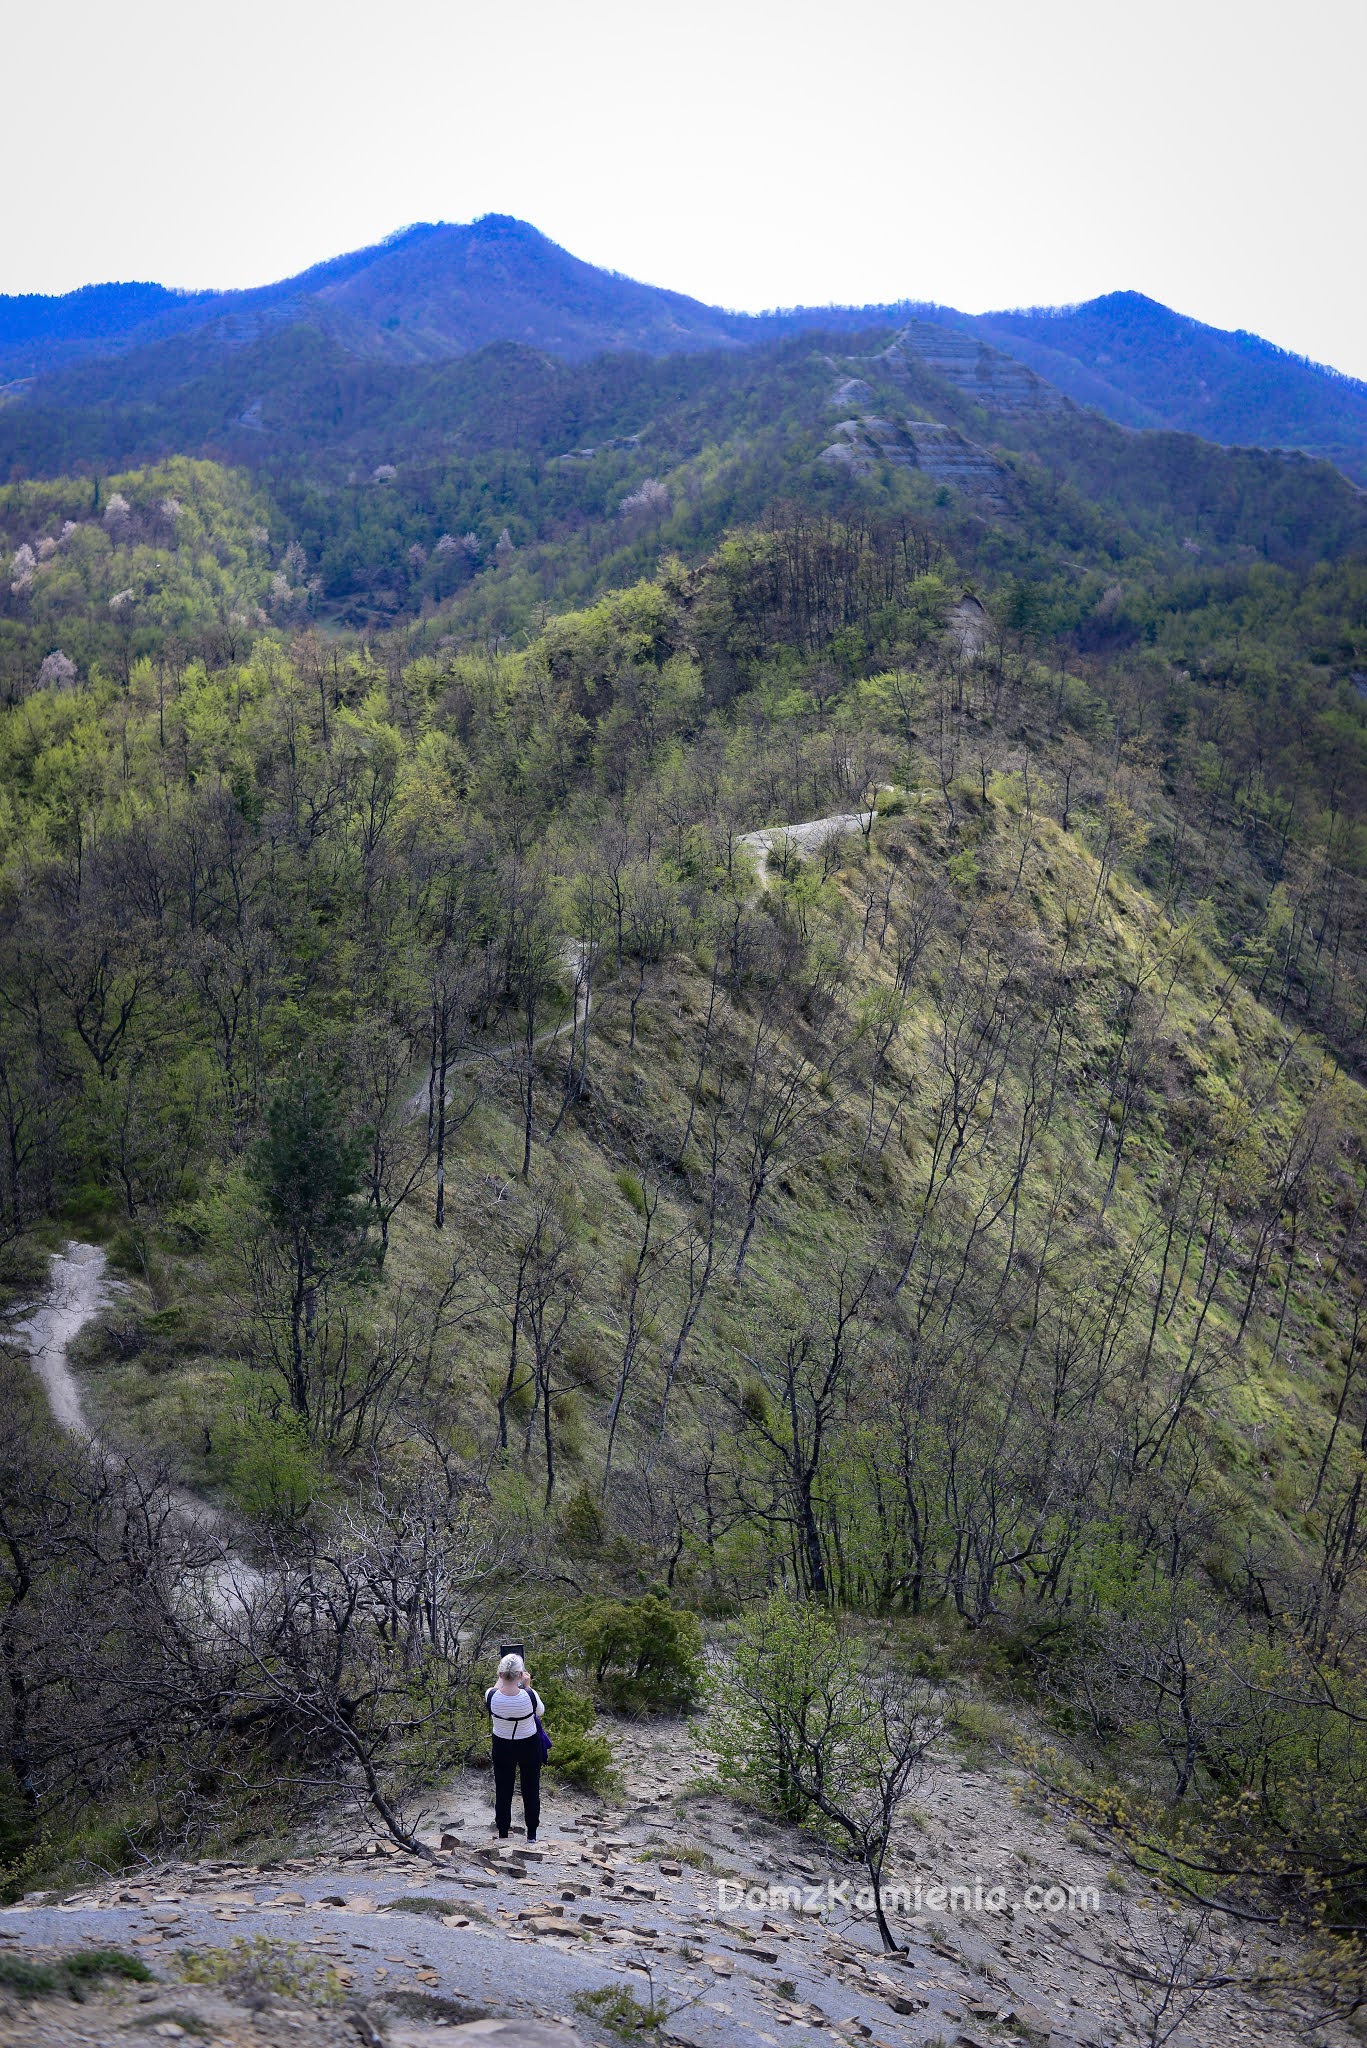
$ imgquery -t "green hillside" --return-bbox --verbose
[1,338,1366,1994]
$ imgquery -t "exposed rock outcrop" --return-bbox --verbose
[877,320,1069,417]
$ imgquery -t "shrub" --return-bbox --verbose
[546,1730,620,1795]
[553,1390,586,1460]
[0,1953,60,1996]
[536,1676,618,1792]
[0,1948,151,1998]
[220,1411,327,1524]
[69,1949,154,1986]
[538,1676,596,1735]
[739,1377,769,1425]
[559,1485,606,1552]
[562,1334,605,1391]
[573,1983,666,2035]
[575,1593,703,1714]
[380,1895,456,1920]
[176,1935,343,2004]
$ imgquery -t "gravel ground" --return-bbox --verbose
[1,1716,1349,2048]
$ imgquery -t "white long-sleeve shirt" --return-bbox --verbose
[486,1684,543,1741]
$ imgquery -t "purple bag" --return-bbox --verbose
[535,1707,552,1762]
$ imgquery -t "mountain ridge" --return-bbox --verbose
[5,217,1367,480]
[942,289,1367,476]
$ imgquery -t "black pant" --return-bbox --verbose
[492,1735,541,1837]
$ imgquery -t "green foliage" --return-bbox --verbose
[573,1983,667,2036]
[575,1594,703,1715]
[537,1676,596,1734]
[4,333,1367,1955]
[218,1407,328,1523]
[0,1948,151,1997]
[0,1789,157,1906]
[0,459,276,695]
[546,1730,620,1795]
[250,1071,370,1263]
[0,1953,61,1996]
[533,1674,618,1791]
[702,1594,941,1950]
[379,1894,458,1920]
[704,1596,857,1826]
[176,1934,344,2004]
[559,1483,607,1551]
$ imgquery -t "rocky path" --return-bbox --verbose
[0,1716,1343,2048]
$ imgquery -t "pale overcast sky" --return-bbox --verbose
[8,0,1365,376]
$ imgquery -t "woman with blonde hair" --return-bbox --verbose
[485,1651,547,1842]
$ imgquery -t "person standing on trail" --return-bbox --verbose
[485,1652,547,1842]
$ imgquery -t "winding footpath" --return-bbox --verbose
[405,806,869,1121]
[12,1241,261,1608]
[13,1240,111,1436]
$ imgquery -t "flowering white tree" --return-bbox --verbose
[9,544,35,594]
[371,464,397,484]
[618,477,670,522]
[37,650,77,690]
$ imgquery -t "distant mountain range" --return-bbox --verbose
[3,216,1367,482]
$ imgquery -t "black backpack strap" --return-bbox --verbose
[489,1687,535,1723]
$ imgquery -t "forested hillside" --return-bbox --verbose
[952,292,1367,482]
[5,219,1367,480]
[2,275,1367,2033]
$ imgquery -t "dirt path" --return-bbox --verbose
[12,1242,261,1607]
[405,940,594,1123]
[737,809,875,889]
[12,1240,111,1435]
